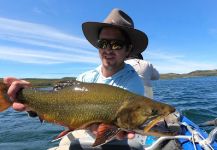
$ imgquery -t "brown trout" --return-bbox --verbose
[0,80,175,146]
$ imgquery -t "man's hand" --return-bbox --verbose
[3,77,31,111]
[116,131,135,140]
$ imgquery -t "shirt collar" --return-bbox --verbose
[96,63,135,79]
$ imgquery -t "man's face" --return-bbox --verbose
[98,27,130,71]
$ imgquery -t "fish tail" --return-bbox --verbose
[0,82,12,112]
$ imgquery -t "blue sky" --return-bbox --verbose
[0,0,217,78]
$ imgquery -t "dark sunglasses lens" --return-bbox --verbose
[97,40,108,49]
[97,39,125,50]
[110,40,124,50]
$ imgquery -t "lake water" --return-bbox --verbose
[0,76,217,150]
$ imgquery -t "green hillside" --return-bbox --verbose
[160,69,217,79]
[1,70,217,85]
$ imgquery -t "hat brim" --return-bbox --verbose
[82,22,148,55]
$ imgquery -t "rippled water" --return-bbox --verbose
[153,76,217,127]
[0,76,217,150]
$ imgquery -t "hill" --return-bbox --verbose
[0,77,76,87]
[160,69,217,79]
[1,70,217,85]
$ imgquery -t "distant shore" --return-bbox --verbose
[1,70,217,86]
[160,69,217,79]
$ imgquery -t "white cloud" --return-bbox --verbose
[145,50,217,73]
[1,17,216,74]
[0,46,99,64]
[0,17,99,64]
[0,17,89,45]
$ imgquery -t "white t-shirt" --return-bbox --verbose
[125,59,160,98]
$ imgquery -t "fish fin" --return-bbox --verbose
[0,82,12,112]
[92,123,120,147]
[52,129,74,142]
[27,111,38,117]
[39,117,44,124]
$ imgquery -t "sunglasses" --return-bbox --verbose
[97,39,126,50]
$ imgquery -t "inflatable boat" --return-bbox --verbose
[49,111,217,150]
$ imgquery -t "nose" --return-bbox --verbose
[103,45,113,53]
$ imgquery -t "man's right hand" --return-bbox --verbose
[3,77,31,111]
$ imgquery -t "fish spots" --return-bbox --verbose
[74,87,88,92]
[53,80,81,91]
[53,80,89,92]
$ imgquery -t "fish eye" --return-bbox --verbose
[152,109,158,115]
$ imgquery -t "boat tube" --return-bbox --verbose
[49,112,217,150]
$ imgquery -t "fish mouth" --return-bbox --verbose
[141,116,164,133]
[139,116,179,136]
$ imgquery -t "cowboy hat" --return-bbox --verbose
[82,8,148,55]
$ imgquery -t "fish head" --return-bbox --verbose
[116,97,176,136]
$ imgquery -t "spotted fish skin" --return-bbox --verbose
[0,80,175,146]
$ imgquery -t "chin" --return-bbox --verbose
[102,63,114,70]
[103,60,114,66]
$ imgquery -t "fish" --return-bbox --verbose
[0,80,175,147]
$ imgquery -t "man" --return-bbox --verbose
[3,8,149,149]
[4,8,148,110]
[77,8,148,96]
[125,53,160,98]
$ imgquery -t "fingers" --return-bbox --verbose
[3,77,31,111]
[7,80,30,100]
[3,77,19,85]
[88,124,135,140]
[116,131,135,140]
[12,102,28,111]
[4,77,30,87]
[127,132,135,139]
[88,124,99,135]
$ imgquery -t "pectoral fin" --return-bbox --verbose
[52,129,74,142]
[92,123,120,147]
